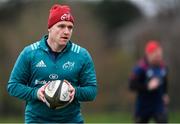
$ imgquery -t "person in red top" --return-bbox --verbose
[129,40,169,123]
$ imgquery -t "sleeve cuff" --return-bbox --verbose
[33,88,39,100]
[74,87,79,100]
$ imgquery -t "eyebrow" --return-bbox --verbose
[58,23,73,28]
[68,25,73,28]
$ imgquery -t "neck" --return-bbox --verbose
[47,38,66,52]
[148,59,161,66]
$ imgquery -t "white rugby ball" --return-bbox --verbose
[44,80,71,109]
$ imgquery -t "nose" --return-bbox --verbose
[64,27,70,35]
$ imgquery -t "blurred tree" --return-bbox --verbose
[93,0,142,47]
[0,0,25,23]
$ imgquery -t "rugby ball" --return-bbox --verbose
[44,80,71,109]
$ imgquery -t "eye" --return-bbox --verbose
[68,25,73,30]
[57,24,66,29]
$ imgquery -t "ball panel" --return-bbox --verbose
[59,81,70,101]
[44,80,71,109]
[45,80,61,98]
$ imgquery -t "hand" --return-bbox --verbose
[64,80,75,103]
[148,77,160,90]
[163,94,170,105]
[37,84,48,102]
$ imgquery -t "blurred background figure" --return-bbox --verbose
[129,41,169,123]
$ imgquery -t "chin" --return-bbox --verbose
[59,42,68,46]
[59,40,68,45]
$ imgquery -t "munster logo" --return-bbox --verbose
[62,61,75,71]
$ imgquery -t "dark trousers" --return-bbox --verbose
[135,112,168,123]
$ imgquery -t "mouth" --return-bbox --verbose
[61,37,68,40]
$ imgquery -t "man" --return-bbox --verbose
[7,4,97,123]
[129,41,169,123]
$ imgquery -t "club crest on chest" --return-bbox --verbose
[62,61,75,71]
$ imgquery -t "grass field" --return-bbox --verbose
[0,112,180,123]
[84,112,180,123]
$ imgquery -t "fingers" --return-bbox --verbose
[37,84,48,102]
[64,80,75,102]
[163,94,170,105]
[39,92,46,102]
[42,83,48,91]
[67,83,75,97]
[69,89,75,97]
[64,80,74,92]
[69,89,75,103]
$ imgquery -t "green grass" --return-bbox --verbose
[0,116,23,123]
[84,112,180,123]
[0,112,180,123]
[84,112,132,123]
[169,112,180,123]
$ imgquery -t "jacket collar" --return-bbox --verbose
[143,56,165,68]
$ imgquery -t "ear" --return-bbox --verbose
[48,28,51,32]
